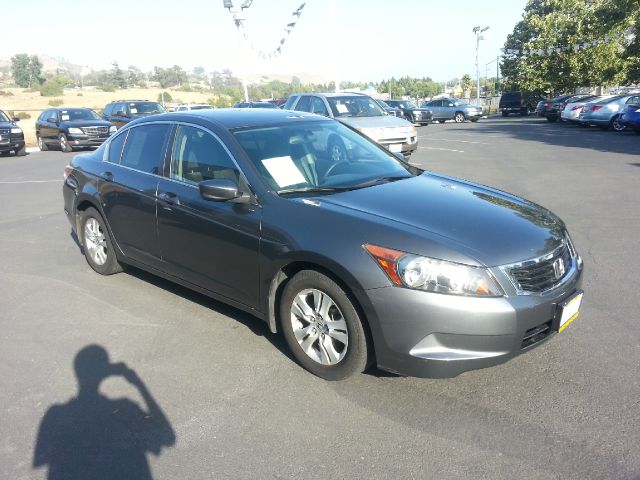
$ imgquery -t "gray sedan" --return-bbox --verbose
[421,97,483,123]
[578,95,634,131]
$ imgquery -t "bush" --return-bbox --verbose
[0,90,14,96]
[48,98,64,107]
[77,92,83,96]
[98,83,116,92]
[40,81,64,97]
[15,111,31,119]
[209,96,232,108]
[157,91,173,103]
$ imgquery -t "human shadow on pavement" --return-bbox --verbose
[33,345,175,480]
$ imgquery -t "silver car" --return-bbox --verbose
[561,95,610,123]
[421,97,483,123]
[578,95,633,131]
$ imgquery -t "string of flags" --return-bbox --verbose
[501,27,635,57]
[237,2,307,60]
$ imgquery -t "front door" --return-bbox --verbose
[156,124,261,309]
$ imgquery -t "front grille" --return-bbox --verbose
[508,243,572,293]
[521,320,553,349]
[81,126,109,136]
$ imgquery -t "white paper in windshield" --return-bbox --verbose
[336,104,349,114]
[129,107,138,114]
[61,114,70,121]
[261,156,305,188]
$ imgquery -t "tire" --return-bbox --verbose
[546,116,558,123]
[438,120,446,123]
[79,207,123,275]
[470,118,479,122]
[419,122,429,127]
[501,110,508,117]
[280,270,371,380]
[15,145,27,156]
[405,114,414,124]
[611,115,627,132]
[634,128,640,134]
[454,112,465,123]
[328,137,348,163]
[37,135,48,151]
[520,108,527,116]
[59,133,73,152]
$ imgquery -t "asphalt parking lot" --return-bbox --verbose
[1,116,639,480]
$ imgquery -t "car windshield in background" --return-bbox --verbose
[328,97,386,118]
[233,120,415,194]
[0,111,10,122]
[132,103,166,114]
[401,101,418,109]
[454,100,470,106]
[61,109,102,121]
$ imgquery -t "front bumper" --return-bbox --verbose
[0,133,25,152]
[364,261,583,378]
[67,134,111,148]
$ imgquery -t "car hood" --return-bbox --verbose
[60,120,113,128]
[316,173,565,266]
[337,115,413,129]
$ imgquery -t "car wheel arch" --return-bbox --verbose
[74,197,120,254]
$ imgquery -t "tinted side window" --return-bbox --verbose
[283,96,298,110]
[170,125,239,184]
[295,96,312,112]
[107,131,127,164]
[120,124,170,174]
[104,104,113,117]
[310,97,329,116]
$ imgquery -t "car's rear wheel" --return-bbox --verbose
[634,127,640,134]
[470,118,479,122]
[15,145,27,156]
[454,112,465,123]
[80,207,122,275]
[37,135,48,151]
[611,115,626,132]
[280,270,370,380]
[59,134,73,152]
[546,116,558,122]
[438,120,446,123]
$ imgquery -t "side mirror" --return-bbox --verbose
[47,117,58,123]
[115,110,128,117]
[393,152,408,163]
[12,117,20,122]
[199,178,249,203]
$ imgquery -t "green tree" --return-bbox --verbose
[111,62,126,89]
[152,65,188,88]
[461,74,473,97]
[11,54,43,88]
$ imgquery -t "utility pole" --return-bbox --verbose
[224,0,254,102]
[473,26,489,107]
[329,0,339,93]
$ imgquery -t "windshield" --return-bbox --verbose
[60,109,102,121]
[233,120,416,194]
[327,97,386,118]
[0,110,10,122]
[131,102,166,114]
[453,100,470,106]
[401,101,418,109]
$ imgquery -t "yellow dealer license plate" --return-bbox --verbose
[557,291,583,332]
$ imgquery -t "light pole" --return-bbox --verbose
[224,0,254,102]
[473,26,489,107]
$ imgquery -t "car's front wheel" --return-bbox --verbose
[59,134,73,152]
[80,207,122,275]
[454,112,465,123]
[280,270,371,380]
[37,135,48,151]
[611,115,626,132]
[15,145,27,156]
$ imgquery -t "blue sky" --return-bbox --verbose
[5,0,528,82]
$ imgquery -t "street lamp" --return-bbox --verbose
[223,0,255,101]
[473,26,489,107]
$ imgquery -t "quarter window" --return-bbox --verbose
[120,124,170,174]
[295,96,312,112]
[107,131,127,164]
[170,125,239,185]
[310,97,329,116]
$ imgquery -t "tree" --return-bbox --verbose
[111,62,126,89]
[11,54,43,88]
[461,74,473,98]
[152,65,188,88]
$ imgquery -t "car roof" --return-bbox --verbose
[130,108,328,130]
[296,92,367,98]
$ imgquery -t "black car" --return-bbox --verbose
[544,94,592,122]
[232,102,279,109]
[372,99,403,118]
[499,91,544,116]
[63,109,583,381]
[384,100,433,125]
[36,108,116,152]
[0,109,26,156]
[103,100,166,129]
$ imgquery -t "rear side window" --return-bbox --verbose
[294,96,312,112]
[104,104,113,117]
[310,97,329,116]
[120,124,170,174]
[107,132,127,164]
[283,96,298,110]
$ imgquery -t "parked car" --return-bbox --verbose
[578,95,634,131]
[232,101,279,109]
[373,99,404,118]
[62,109,584,380]
[173,104,214,112]
[545,94,593,122]
[420,98,482,123]
[284,92,417,157]
[536,99,553,117]
[560,95,610,124]
[384,99,433,125]
[36,108,116,152]
[103,100,166,129]
[499,91,542,116]
[0,109,26,156]
[619,94,640,133]
[267,99,288,108]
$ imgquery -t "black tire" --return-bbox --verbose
[79,207,123,275]
[419,122,429,126]
[454,112,465,123]
[405,114,414,124]
[519,108,527,116]
[610,115,626,132]
[501,110,508,117]
[280,270,371,380]
[37,135,48,151]
[546,116,558,123]
[328,137,348,163]
[438,120,446,123]
[633,128,640,134]
[59,133,73,153]
[470,118,479,122]
[15,145,27,156]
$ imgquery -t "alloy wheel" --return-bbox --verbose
[84,218,108,266]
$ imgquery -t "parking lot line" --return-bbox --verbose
[0,179,61,184]
[427,138,490,145]
[419,146,465,153]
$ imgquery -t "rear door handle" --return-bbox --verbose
[158,191,180,206]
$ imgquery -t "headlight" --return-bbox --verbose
[10,127,22,134]
[109,126,117,134]
[68,128,83,135]
[364,244,504,297]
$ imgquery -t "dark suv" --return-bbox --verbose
[36,108,115,152]
[0,109,26,156]
[499,91,543,116]
[103,100,166,129]
[384,100,433,125]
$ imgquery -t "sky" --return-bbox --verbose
[4,0,528,83]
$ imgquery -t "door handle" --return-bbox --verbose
[158,191,180,205]
[100,171,113,180]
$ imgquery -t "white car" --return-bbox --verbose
[173,104,215,112]
[561,95,611,123]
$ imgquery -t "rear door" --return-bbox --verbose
[426,100,442,119]
[99,123,171,268]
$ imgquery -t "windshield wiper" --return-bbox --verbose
[278,186,352,196]
[349,175,411,189]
